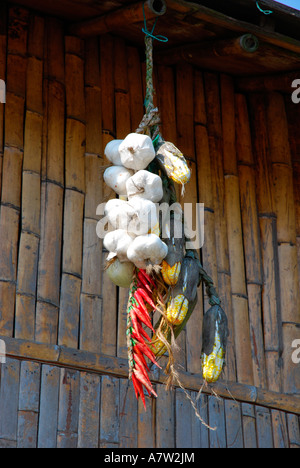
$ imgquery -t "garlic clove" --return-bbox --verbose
[127,198,159,236]
[119,133,155,171]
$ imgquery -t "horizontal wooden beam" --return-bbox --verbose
[68,0,167,38]
[1,335,300,416]
[235,71,300,93]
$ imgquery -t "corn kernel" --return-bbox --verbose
[201,329,224,383]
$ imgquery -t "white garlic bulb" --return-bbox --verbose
[104,139,123,166]
[103,166,133,197]
[126,170,163,203]
[127,198,159,236]
[103,229,134,263]
[127,233,168,270]
[119,133,155,171]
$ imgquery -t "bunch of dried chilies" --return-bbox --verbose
[99,15,228,411]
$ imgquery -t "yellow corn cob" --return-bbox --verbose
[161,260,181,286]
[156,141,191,187]
[150,336,167,357]
[166,294,189,325]
[201,326,225,383]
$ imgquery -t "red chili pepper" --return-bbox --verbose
[132,372,146,410]
[133,306,155,332]
[135,341,162,369]
[133,368,157,397]
[137,271,153,293]
[134,353,151,382]
[129,308,141,337]
[136,287,156,309]
[137,322,152,342]
[134,290,149,315]
[131,330,145,345]
[138,268,156,288]
[133,347,150,372]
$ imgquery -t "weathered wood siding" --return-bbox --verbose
[0,4,299,448]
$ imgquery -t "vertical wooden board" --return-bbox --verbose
[80,294,102,354]
[241,403,257,448]
[287,413,300,448]
[57,368,80,449]
[37,365,60,448]
[127,46,144,131]
[186,290,203,374]
[37,181,63,307]
[26,56,43,114]
[190,391,201,448]
[8,6,28,55]
[100,34,115,138]
[156,385,175,448]
[100,376,120,448]
[0,281,16,337]
[58,273,81,348]
[78,372,101,448]
[23,110,43,173]
[18,361,41,412]
[231,295,253,385]
[65,119,85,193]
[175,388,192,448]
[224,400,243,448]
[21,171,41,235]
[256,406,274,448]
[137,396,155,448]
[208,395,226,448]
[4,92,25,149]
[119,379,138,448]
[117,288,130,359]
[1,146,23,208]
[194,70,206,126]
[62,189,84,276]
[266,92,292,166]
[44,79,65,185]
[17,361,41,448]
[65,42,85,122]
[35,301,59,345]
[281,323,300,394]
[278,244,300,324]
[0,359,20,442]
[44,17,64,83]
[157,65,177,144]
[6,55,27,99]
[0,205,19,282]
[16,231,39,297]
[81,218,102,296]
[100,256,118,356]
[84,153,103,220]
[176,64,194,159]
[15,294,36,340]
[271,410,289,448]
[17,411,38,448]
[197,393,209,448]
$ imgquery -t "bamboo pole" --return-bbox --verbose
[235,92,267,389]
[36,18,65,344]
[0,1,7,198]
[15,14,44,341]
[127,46,144,131]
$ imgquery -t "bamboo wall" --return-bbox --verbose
[0,5,299,448]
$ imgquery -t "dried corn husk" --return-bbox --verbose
[119,133,155,170]
[103,165,134,196]
[201,305,228,383]
[126,169,163,203]
[156,141,191,188]
[127,233,168,270]
[104,139,123,166]
[161,213,185,286]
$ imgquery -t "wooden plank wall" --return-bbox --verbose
[0,4,299,448]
